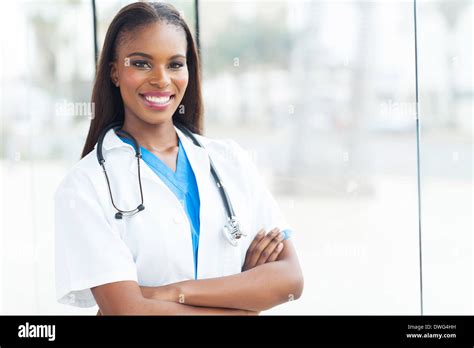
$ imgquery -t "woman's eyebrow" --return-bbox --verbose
[126,52,186,60]
[168,54,186,60]
[126,52,153,59]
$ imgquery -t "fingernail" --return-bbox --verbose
[278,243,283,250]
[258,229,264,236]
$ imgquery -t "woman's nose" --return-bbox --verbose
[148,67,170,88]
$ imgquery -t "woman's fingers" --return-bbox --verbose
[242,229,265,271]
[247,229,265,255]
[255,230,285,266]
[249,227,280,266]
[266,242,284,263]
[242,228,285,271]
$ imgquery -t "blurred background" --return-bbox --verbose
[0,0,472,315]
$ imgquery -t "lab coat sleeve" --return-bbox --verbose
[54,168,138,308]
[229,140,294,239]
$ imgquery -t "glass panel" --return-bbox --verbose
[417,0,473,314]
[200,0,420,314]
[0,0,95,314]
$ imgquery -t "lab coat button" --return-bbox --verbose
[173,216,182,224]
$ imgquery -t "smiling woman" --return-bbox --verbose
[54,1,303,316]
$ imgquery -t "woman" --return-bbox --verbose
[55,2,303,315]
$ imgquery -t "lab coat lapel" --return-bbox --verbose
[128,153,169,188]
[174,127,211,190]
[122,138,176,195]
[175,127,217,279]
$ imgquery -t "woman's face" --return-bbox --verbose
[111,21,189,126]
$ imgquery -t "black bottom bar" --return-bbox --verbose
[0,315,473,346]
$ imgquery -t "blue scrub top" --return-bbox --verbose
[119,135,293,280]
[120,136,202,279]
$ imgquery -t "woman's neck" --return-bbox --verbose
[121,117,178,154]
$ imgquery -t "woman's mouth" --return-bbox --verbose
[139,93,175,110]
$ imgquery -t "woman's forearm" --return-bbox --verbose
[143,260,303,312]
[140,298,259,315]
[101,296,258,315]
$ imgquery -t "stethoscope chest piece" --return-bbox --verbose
[223,217,247,247]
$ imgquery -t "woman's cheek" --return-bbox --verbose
[119,70,147,108]
[174,70,189,97]
[121,69,146,91]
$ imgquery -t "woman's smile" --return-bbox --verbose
[139,91,176,111]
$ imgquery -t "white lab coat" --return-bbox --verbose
[55,125,292,308]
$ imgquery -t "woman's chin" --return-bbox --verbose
[136,111,175,126]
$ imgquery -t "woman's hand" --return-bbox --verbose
[242,228,285,272]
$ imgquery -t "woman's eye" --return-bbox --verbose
[170,62,184,69]
[132,60,151,69]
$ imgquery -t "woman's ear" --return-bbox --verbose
[110,62,119,87]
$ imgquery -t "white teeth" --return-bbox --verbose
[144,95,171,104]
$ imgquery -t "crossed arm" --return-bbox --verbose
[92,228,304,315]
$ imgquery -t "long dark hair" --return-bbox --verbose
[81,2,203,158]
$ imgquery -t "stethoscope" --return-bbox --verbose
[96,122,246,247]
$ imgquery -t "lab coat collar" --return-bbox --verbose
[99,126,131,151]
